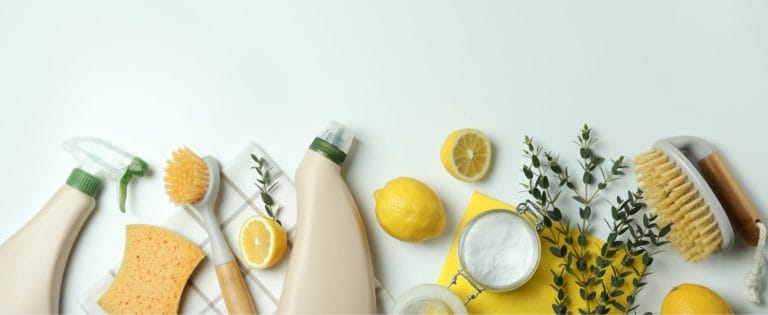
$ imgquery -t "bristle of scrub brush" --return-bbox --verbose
[634,149,722,262]
[164,147,209,205]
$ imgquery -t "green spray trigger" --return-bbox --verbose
[64,137,149,213]
[118,157,149,212]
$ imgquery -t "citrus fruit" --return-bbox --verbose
[661,283,734,315]
[239,215,288,269]
[440,129,492,182]
[374,177,446,242]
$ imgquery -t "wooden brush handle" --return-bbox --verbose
[215,261,257,314]
[698,153,762,246]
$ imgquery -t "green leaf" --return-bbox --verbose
[261,192,274,206]
[523,166,533,179]
[580,206,592,220]
[578,234,587,246]
[611,301,626,313]
[595,268,606,277]
[595,305,606,313]
[532,188,542,200]
[532,155,541,168]
[580,148,591,159]
[577,257,587,271]
[611,277,625,287]
[659,223,672,237]
[550,246,564,258]
[592,156,605,167]
[582,124,590,140]
[642,252,653,266]
[583,172,593,184]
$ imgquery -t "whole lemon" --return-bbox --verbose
[374,177,446,242]
[661,284,734,315]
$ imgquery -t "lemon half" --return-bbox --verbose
[440,129,492,182]
[239,215,288,269]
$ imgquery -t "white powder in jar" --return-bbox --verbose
[459,211,540,288]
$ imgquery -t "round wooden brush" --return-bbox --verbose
[635,136,765,303]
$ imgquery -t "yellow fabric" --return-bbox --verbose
[436,192,640,314]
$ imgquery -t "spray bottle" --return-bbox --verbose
[0,137,148,313]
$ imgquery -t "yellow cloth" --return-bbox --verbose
[436,192,640,314]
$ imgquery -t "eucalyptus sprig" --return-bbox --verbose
[520,125,670,315]
[251,154,282,226]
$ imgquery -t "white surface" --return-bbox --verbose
[1,1,767,313]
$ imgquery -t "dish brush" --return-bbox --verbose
[635,136,765,303]
[165,147,256,314]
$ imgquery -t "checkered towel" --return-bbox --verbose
[79,143,393,314]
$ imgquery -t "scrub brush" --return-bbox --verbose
[164,147,257,314]
[635,136,765,303]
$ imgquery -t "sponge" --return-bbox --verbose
[98,224,205,314]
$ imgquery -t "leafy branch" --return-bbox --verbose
[251,154,282,225]
[520,125,670,315]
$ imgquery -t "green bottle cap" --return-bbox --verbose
[66,168,102,197]
[310,138,347,165]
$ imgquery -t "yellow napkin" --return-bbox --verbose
[436,192,640,314]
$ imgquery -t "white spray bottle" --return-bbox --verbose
[0,137,148,313]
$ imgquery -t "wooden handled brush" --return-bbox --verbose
[698,153,762,246]
[635,136,762,260]
[165,148,257,314]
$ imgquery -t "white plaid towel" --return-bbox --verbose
[79,143,394,314]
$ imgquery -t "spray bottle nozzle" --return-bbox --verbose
[63,137,149,212]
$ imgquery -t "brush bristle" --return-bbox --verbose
[635,149,722,262]
[164,147,209,205]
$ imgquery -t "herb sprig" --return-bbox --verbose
[520,125,670,315]
[251,154,282,226]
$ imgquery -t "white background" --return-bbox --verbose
[1,1,767,313]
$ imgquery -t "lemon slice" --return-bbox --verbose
[239,215,288,269]
[440,129,492,182]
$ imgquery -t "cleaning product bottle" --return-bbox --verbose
[277,121,376,314]
[0,137,147,313]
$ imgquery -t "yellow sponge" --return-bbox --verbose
[98,224,205,314]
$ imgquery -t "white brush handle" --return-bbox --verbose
[196,206,256,314]
[198,205,235,265]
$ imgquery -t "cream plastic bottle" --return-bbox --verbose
[0,137,146,313]
[0,169,100,313]
[277,122,376,314]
